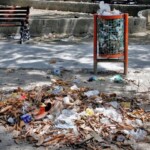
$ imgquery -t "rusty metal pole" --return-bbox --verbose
[124,13,128,75]
[93,14,98,74]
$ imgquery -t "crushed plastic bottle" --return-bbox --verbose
[21,114,32,123]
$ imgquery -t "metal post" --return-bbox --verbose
[93,14,98,74]
[124,13,128,75]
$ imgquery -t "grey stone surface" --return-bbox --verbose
[0,10,147,37]
[1,0,150,16]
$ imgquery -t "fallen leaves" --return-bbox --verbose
[0,78,150,149]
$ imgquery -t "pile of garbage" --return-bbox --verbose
[0,78,150,149]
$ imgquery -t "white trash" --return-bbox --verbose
[97,1,121,16]
[70,84,79,90]
[84,90,99,97]
[95,107,122,123]
[127,129,147,141]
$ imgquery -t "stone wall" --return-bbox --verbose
[1,0,150,16]
[0,0,147,37]
[138,9,150,29]
[0,16,146,37]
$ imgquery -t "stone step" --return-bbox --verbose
[0,9,147,38]
[0,1,149,37]
[1,0,150,16]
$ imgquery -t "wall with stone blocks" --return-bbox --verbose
[0,17,146,37]
[0,0,147,37]
[1,0,150,16]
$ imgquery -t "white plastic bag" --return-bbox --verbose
[98,1,111,15]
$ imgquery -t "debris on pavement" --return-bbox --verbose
[88,76,97,82]
[110,74,124,83]
[53,68,61,76]
[0,78,150,150]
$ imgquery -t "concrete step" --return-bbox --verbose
[0,9,147,38]
[0,1,149,37]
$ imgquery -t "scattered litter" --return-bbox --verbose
[84,90,99,97]
[52,86,63,94]
[22,101,31,114]
[109,101,120,109]
[85,108,94,116]
[0,79,149,149]
[70,84,79,90]
[5,68,15,73]
[121,102,131,109]
[141,104,150,112]
[47,114,54,120]
[21,114,32,123]
[110,75,124,83]
[10,35,21,40]
[88,76,97,82]
[98,77,106,81]
[116,134,126,142]
[95,107,123,123]
[49,58,57,64]
[135,119,143,126]
[63,96,72,105]
[72,78,81,84]
[127,129,147,141]
[7,117,16,125]
[53,68,61,76]
[55,109,78,129]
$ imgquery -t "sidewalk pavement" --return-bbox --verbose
[0,39,149,71]
[0,38,150,150]
[0,38,149,94]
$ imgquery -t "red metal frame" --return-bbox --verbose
[93,14,128,75]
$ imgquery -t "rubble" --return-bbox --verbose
[0,78,150,150]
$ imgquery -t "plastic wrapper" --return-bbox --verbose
[95,107,123,123]
[84,90,99,97]
[55,109,78,129]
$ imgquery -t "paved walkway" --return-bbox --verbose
[0,39,149,71]
[0,38,150,150]
[0,38,149,94]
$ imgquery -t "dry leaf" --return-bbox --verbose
[36,136,44,146]
[0,105,12,113]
